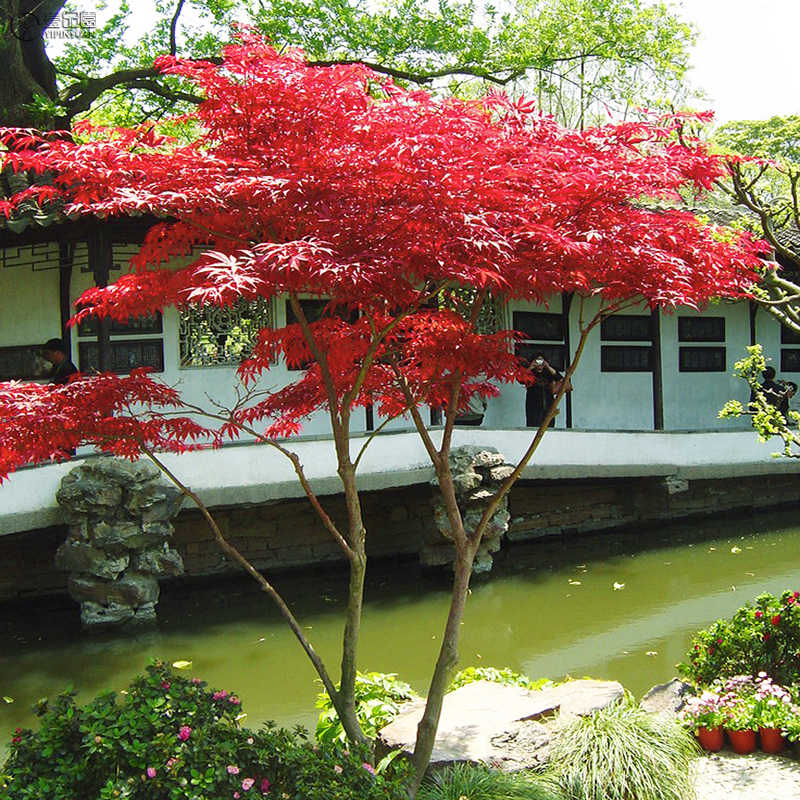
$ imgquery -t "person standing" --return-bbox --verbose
[525,352,562,428]
[42,338,78,385]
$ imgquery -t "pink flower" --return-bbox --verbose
[167,758,178,769]
[192,677,203,685]
[362,762,376,775]
[229,695,242,705]
[234,794,240,799]
[161,681,171,690]
[755,610,763,619]
[772,614,782,626]
[260,778,271,792]
[227,765,240,775]
[242,777,255,791]
[178,726,192,741]
[213,690,229,700]
[146,767,157,779]
[334,765,343,774]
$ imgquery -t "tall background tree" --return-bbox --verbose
[0,0,698,128]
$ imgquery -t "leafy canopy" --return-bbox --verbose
[0,32,761,472]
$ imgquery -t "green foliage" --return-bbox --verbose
[715,115,800,165]
[0,662,410,800]
[678,590,800,687]
[546,700,698,800]
[315,672,419,744]
[449,665,552,691]
[51,0,697,128]
[418,762,564,800]
[720,345,800,457]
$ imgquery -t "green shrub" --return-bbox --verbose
[546,700,698,800]
[678,590,800,686]
[417,762,564,800]
[315,671,420,744]
[1,661,410,800]
[449,666,552,692]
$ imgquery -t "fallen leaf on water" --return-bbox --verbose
[2,696,13,704]
[613,582,625,591]
[731,546,741,554]
[645,651,657,657]
[172,660,193,670]
[568,580,581,586]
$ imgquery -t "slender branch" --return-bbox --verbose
[138,445,341,703]
[169,0,186,56]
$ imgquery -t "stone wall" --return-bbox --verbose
[1,471,799,601]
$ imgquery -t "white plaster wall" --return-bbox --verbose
[568,298,654,430]
[0,262,61,349]
[660,304,752,431]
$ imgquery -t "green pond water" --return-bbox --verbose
[2,507,800,756]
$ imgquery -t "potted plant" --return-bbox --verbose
[718,675,758,754]
[680,690,728,751]
[751,673,796,753]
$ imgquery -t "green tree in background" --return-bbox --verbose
[711,115,800,334]
[0,0,698,128]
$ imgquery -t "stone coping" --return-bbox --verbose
[2,428,798,536]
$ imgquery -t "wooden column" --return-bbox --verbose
[88,222,113,372]
[650,307,664,430]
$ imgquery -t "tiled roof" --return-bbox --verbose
[0,164,74,233]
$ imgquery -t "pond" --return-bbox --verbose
[2,506,800,757]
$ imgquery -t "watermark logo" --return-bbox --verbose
[10,10,97,42]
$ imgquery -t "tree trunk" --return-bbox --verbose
[0,0,64,127]
[410,538,477,793]
[336,461,371,747]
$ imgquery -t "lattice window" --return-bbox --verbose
[180,298,273,367]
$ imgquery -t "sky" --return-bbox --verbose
[677,0,800,124]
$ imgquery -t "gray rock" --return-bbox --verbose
[488,465,515,482]
[377,679,624,769]
[80,600,135,631]
[453,471,483,494]
[640,678,692,715]
[470,450,505,469]
[55,540,129,579]
[132,546,184,576]
[68,572,160,606]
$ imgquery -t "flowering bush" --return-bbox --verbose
[678,590,800,686]
[0,662,410,800]
[750,673,797,730]
[679,690,729,730]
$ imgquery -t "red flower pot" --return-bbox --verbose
[727,728,757,754]
[696,726,725,751]
[759,726,786,754]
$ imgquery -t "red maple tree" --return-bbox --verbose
[0,33,762,789]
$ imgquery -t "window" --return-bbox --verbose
[79,339,165,373]
[678,317,725,342]
[601,315,651,342]
[677,316,725,373]
[679,347,726,372]
[513,311,566,370]
[600,315,653,372]
[180,299,273,367]
[0,344,47,381]
[78,312,164,374]
[601,345,653,372]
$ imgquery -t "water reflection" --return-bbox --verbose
[2,508,800,756]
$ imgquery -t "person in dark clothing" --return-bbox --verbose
[43,338,78,385]
[756,366,785,409]
[779,381,797,420]
[525,352,563,428]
